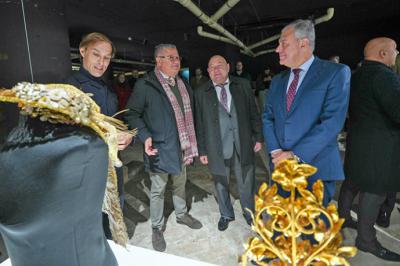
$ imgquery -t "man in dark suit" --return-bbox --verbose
[195,55,263,231]
[262,19,351,206]
[125,44,202,252]
[339,37,400,261]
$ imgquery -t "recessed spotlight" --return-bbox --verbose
[128,37,132,41]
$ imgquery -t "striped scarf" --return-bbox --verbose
[154,68,198,165]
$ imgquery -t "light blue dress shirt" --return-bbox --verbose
[286,55,315,93]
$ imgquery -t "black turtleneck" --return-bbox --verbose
[65,67,118,116]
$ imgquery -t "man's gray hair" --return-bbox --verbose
[284,19,315,51]
[154,44,177,59]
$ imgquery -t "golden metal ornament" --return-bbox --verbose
[0,82,136,246]
[240,159,357,266]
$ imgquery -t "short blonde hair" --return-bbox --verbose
[79,32,116,58]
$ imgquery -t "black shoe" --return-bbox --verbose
[342,219,357,230]
[376,219,390,228]
[242,213,253,226]
[376,211,391,228]
[218,217,234,231]
[176,213,203,229]
[357,245,400,262]
[152,228,166,252]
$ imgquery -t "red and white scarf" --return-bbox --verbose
[154,68,198,165]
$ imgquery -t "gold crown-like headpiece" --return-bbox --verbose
[0,82,136,246]
[240,159,357,266]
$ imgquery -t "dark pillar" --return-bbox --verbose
[0,0,71,146]
[0,0,71,88]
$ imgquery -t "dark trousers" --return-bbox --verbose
[356,192,387,250]
[338,179,396,223]
[213,147,255,220]
[338,178,359,221]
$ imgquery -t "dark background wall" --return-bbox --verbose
[0,0,71,145]
[2,0,399,86]
[236,17,400,78]
[0,0,70,88]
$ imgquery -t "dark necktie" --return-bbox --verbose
[216,83,229,112]
[286,68,301,112]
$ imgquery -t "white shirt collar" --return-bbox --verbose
[212,77,230,87]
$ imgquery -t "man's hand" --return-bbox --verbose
[253,142,262,152]
[199,155,208,165]
[271,149,283,159]
[117,132,133,151]
[144,137,158,156]
[272,150,294,167]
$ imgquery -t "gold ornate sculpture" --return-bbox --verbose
[0,82,136,246]
[240,159,357,266]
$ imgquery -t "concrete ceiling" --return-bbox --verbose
[65,0,400,74]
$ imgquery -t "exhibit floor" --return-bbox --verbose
[120,143,400,266]
[1,142,399,266]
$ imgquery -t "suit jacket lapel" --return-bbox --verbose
[230,78,241,111]
[205,80,219,109]
[288,57,321,115]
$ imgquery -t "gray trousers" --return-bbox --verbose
[149,166,187,229]
[213,147,255,220]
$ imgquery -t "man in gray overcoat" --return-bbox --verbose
[195,55,263,231]
[338,37,400,261]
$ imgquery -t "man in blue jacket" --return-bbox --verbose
[262,19,351,206]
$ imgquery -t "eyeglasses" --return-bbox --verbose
[157,55,181,62]
[208,64,225,72]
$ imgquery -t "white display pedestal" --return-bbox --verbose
[0,240,217,266]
